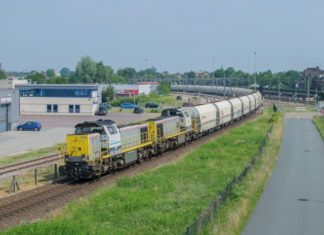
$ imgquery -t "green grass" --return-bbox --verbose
[3,112,273,235]
[279,105,316,113]
[313,115,324,139]
[0,144,64,166]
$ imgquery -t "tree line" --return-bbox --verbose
[0,55,303,92]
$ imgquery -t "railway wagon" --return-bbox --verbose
[189,104,218,133]
[214,100,232,126]
[247,94,257,111]
[228,98,243,120]
[254,92,262,108]
[239,96,251,115]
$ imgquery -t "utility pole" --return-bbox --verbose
[212,58,215,86]
[247,58,250,88]
[307,76,311,104]
[254,52,257,90]
[222,65,226,97]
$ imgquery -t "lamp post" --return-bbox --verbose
[254,52,257,90]
[212,58,215,86]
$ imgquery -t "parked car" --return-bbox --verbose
[95,106,107,116]
[133,107,144,114]
[100,103,112,109]
[176,95,183,100]
[17,121,42,131]
[120,102,138,109]
[145,102,160,109]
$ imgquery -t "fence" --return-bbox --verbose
[1,163,59,194]
[184,123,274,235]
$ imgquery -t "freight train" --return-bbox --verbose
[59,90,262,180]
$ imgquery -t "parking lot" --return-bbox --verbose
[0,111,159,158]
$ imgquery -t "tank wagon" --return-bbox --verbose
[60,90,263,179]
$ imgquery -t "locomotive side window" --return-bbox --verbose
[107,125,117,135]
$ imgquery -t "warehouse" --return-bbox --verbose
[112,82,158,97]
[0,89,19,132]
[16,84,100,116]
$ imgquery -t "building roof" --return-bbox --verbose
[15,84,99,90]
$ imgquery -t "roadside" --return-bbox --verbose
[200,112,284,235]
[242,113,324,235]
[313,115,324,139]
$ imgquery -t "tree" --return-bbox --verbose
[157,81,171,95]
[46,76,68,84]
[25,72,46,84]
[102,85,115,102]
[60,67,72,78]
[75,56,97,83]
[95,62,113,83]
[0,70,6,80]
[46,69,56,79]
[117,67,137,80]
[187,71,196,78]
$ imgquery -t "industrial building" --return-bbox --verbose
[112,82,158,97]
[0,89,19,132]
[16,84,100,116]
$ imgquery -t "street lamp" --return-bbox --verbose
[254,52,257,90]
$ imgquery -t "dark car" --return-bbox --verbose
[101,103,112,109]
[145,102,160,109]
[133,107,144,114]
[96,106,107,116]
[145,103,160,109]
[120,102,138,109]
[176,95,183,100]
[17,121,42,131]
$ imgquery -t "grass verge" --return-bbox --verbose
[200,112,284,235]
[313,115,324,139]
[0,144,64,166]
[4,112,273,235]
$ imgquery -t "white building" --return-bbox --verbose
[111,82,159,97]
[0,77,29,89]
[16,84,100,116]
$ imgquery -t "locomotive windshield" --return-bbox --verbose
[75,126,103,134]
[107,125,118,134]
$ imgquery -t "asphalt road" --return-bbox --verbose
[242,116,324,235]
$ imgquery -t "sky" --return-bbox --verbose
[1,0,324,73]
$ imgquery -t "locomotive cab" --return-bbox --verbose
[161,108,192,131]
[74,120,122,155]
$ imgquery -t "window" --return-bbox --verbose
[47,104,52,113]
[75,105,80,113]
[53,104,58,113]
[69,105,74,113]
[107,125,117,135]
[20,88,93,98]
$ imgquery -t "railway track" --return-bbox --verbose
[0,154,63,179]
[0,113,259,231]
